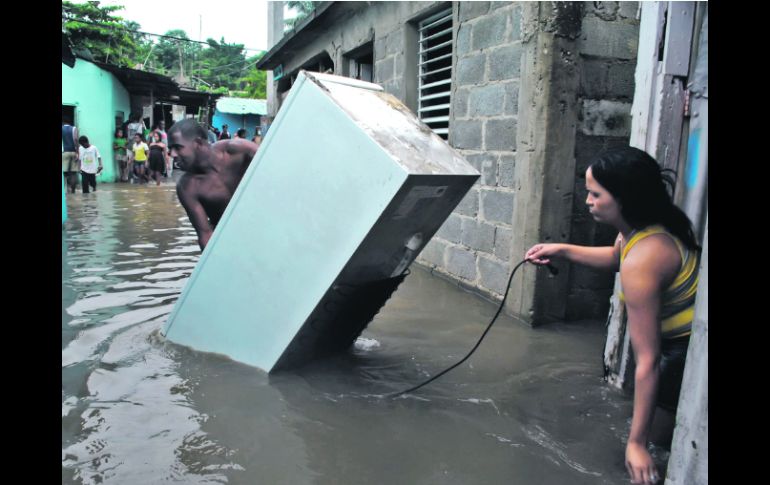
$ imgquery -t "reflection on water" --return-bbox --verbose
[62,183,645,484]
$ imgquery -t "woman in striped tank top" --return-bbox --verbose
[525,146,700,485]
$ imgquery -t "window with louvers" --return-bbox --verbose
[418,8,453,140]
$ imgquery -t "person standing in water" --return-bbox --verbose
[78,135,102,193]
[114,128,129,182]
[525,147,700,485]
[148,131,167,186]
[129,133,150,183]
[62,117,80,193]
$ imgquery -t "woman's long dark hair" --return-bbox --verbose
[589,146,700,250]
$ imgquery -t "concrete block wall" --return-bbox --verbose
[417,1,523,300]
[265,1,639,319]
[565,2,640,320]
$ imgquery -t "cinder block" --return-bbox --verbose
[489,43,523,80]
[459,1,490,22]
[485,117,517,151]
[461,218,496,252]
[478,256,509,294]
[457,54,486,85]
[508,6,522,41]
[580,58,609,98]
[468,84,506,117]
[457,23,473,57]
[446,246,478,280]
[607,61,636,99]
[419,238,448,267]
[451,119,483,149]
[473,14,508,50]
[453,87,470,118]
[503,81,519,115]
[580,17,639,59]
[498,154,515,187]
[436,213,463,243]
[494,226,513,261]
[481,189,514,224]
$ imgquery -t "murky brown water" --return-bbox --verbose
[62,181,659,484]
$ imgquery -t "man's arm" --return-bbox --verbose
[73,127,79,158]
[176,179,215,250]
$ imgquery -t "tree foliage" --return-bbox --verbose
[284,1,321,31]
[63,1,267,98]
[62,1,144,66]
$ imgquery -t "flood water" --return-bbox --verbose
[62,181,658,484]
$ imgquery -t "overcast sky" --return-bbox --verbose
[100,0,272,53]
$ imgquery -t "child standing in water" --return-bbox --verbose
[78,136,103,193]
[114,128,128,182]
[129,133,150,183]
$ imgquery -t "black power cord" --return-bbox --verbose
[388,259,558,398]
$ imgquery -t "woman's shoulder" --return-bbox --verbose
[621,230,681,282]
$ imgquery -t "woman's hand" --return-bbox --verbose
[524,243,561,265]
[626,441,660,484]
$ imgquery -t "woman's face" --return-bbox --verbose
[585,167,622,225]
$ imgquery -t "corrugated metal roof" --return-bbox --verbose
[216,97,267,115]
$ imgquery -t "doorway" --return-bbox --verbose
[62,105,76,125]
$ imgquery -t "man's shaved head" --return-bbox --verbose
[168,119,208,141]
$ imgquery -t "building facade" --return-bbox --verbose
[62,59,132,184]
[258,1,641,325]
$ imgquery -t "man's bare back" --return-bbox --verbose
[168,120,258,250]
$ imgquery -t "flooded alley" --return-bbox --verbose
[62,182,649,485]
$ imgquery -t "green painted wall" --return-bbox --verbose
[62,60,131,183]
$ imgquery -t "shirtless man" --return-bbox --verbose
[168,119,259,250]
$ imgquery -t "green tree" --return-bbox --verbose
[150,30,202,79]
[62,1,142,67]
[234,53,267,98]
[123,20,154,69]
[195,38,247,92]
[284,1,320,31]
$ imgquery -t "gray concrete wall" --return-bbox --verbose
[417,1,524,301]
[566,1,640,320]
[263,1,638,321]
[271,2,440,91]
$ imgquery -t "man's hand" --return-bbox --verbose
[626,442,660,484]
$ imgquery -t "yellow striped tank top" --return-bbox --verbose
[619,225,699,339]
